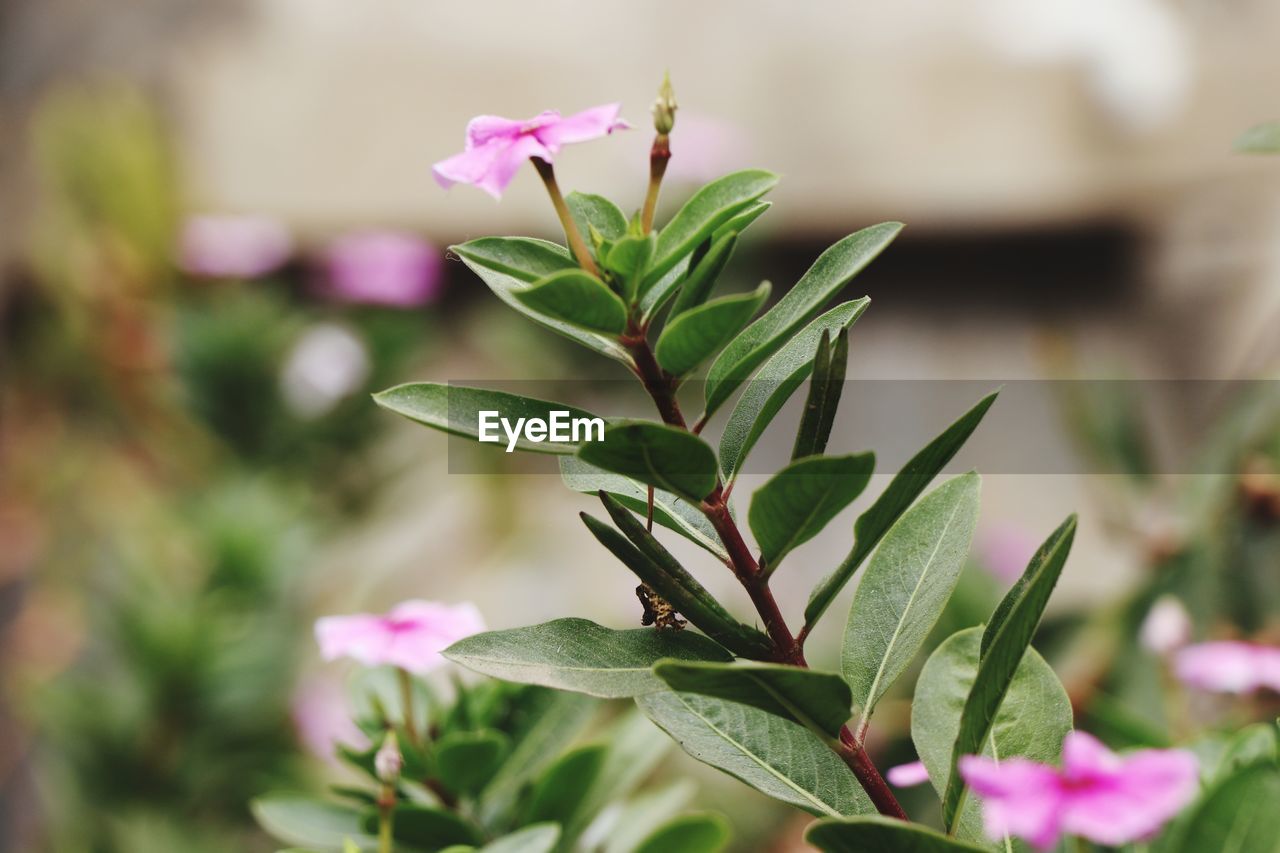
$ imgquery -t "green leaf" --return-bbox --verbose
[559,457,726,560]
[581,503,773,659]
[655,282,771,376]
[561,712,670,848]
[807,816,989,852]
[640,254,693,323]
[979,515,1076,660]
[453,237,631,363]
[750,454,875,574]
[644,170,778,290]
[792,329,848,460]
[479,824,560,853]
[667,232,739,320]
[603,782,696,853]
[364,805,483,849]
[939,515,1076,832]
[704,223,901,417]
[804,391,998,630]
[525,744,607,826]
[577,421,718,504]
[434,731,510,796]
[567,192,627,242]
[713,200,771,242]
[512,268,627,334]
[718,300,870,480]
[603,233,656,301]
[1171,762,1280,853]
[636,691,873,817]
[1212,723,1279,782]
[373,383,601,455]
[251,795,376,850]
[653,659,853,738]
[477,687,595,824]
[444,618,731,698]
[913,628,1072,847]
[633,813,731,853]
[842,473,982,732]
[1235,121,1280,154]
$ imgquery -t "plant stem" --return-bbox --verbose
[378,786,395,853]
[641,133,671,233]
[397,668,420,747]
[623,333,907,820]
[532,157,600,278]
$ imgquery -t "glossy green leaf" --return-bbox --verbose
[636,691,873,817]
[525,744,606,826]
[559,457,726,560]
[653,659,853,738]
[633,813,730,853]
[941,515,1076,831]
[804,391,998,629]
[567,192,627,242]
[479,824,560,853]
[373,382,601,455]
[704,223,901,417]
[453,237,631,363]
[807,816,988,853]
[477,687,595,824]
[913,628,1072,847]
[578,421,719,504]
[719,300,870,480]
[656,282,771,376]
[603,233,656,301]
[434,731,510,796]
[667,232,739,320]
[444,618,731,698]
[843,473,982,732]
[644,169,778,290]
[251,796,375,850]
[1171,762,1280,853]
[792,329,848,460]
[749,453,874,574]
[581,504,773,659]
[363,805,482,849]
[1235,122,1280,154]
[513,268,627,334]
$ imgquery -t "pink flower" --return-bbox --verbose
[178,214,293,278]
[432,104,630,199]
[959,731,1198,850]
[1174,640,1280,694]
[1139,595,1192,656]
[887,760,931,787]
[318,230,443,308]
[316,600,485,674]
[975,524,1038,584]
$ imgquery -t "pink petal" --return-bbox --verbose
[464,114,528,148]
[887,760,931,787]
[1174,641,1263,693]
[319,231,443,308]
[533,103,630,152]
[959,755,1065,850]
[433,134,552,199]
[314,601,485,673]
[315,614,394,667]
[1139,596,1192,655]
[1062,731,1121,776]
[178,214,292,278]
[1256,645,1280,692]
[1061,748,1199,845]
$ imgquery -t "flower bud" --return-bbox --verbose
[1140,595,1192,656]
[375,730,403,784]
[651,73,677,135]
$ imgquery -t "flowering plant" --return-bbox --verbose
[255,82,1280,852]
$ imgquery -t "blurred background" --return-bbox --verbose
[2,0,1280,850]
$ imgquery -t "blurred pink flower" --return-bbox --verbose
[886,760,931,787]
[178,214,293,278]
[975,524,1038,584]
[1139,595,1192,656]
[319,231,443,308]
[959,731,1198,850]
[291,674,367,763]
[662,112,753,185]
[1174,640,1280,694]
[433,104,630,199]
[316,600,485,674]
